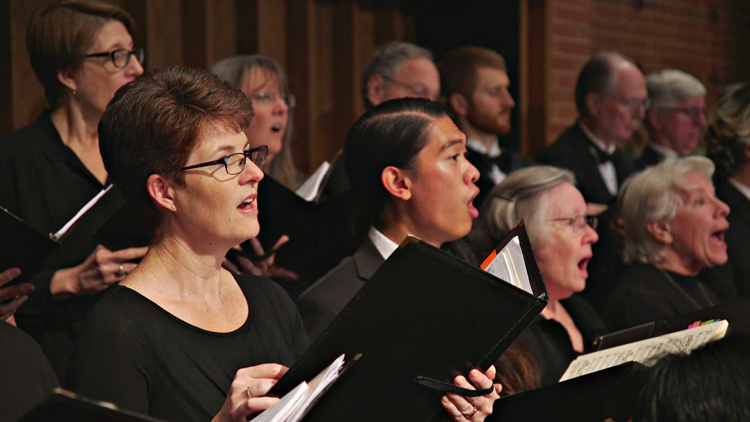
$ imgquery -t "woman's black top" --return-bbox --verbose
[521,294,608,387]
[0,110,115,380]
[65,274,309,422]
[604,263,722,332]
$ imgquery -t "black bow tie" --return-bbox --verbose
[588,142,614,164]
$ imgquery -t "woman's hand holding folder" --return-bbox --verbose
[212,363,289,422]
[442,365,502,421]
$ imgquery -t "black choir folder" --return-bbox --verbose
[20,388,164,422]
[269,223,548,422]
[0,206,59,285]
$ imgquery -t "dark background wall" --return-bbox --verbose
[1,0,749,172]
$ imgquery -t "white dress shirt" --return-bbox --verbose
[467,136,506,185]
[369,226,399,261]
[729,178,750,202]
[579,122,618,197]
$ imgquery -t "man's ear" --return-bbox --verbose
[381,166,412,201]
[366,74,386,107]
[585,92,603,118]
[449,92,469,117]
[147,174,177,212]
[57,67,78,93]
[646,220,672,245]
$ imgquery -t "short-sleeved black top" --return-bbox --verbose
[65,274,309,422]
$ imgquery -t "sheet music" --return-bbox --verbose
[559,320,728,381]
[481,236,533,294]
[52,184,114,241]
[295,161,330,202]
[254,354,346,422]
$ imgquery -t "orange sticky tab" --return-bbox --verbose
[481,250,498,270]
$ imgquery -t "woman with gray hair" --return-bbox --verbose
[468,166,604,387]
[707,82,750,298]
[211,55,300,190]
[605,157,729,331]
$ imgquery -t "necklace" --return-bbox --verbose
[658,268,715,311]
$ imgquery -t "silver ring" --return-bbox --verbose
[117,263,126,277]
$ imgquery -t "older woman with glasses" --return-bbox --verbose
[66,67,309,422]
[467,166,605,387]
[211,55,300,190]
[605,157,729,331]
[0,0,147,380]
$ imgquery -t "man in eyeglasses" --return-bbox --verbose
[361,41,441,109]
[439,46,535,209]
[323,42,440,198]
[537,51,645,207]
[637,69,707,170]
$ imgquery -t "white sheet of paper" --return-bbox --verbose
[559,320,729,382]
[482,237,533,294]
[295,161,331,202]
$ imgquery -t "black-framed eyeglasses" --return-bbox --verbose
[548,215,598,232]
[250,92,296,109]
[655,106,707,120]
[85,47,145,69]
[180,145,268,175]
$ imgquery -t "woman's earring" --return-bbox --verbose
[72,89,77,95]
[171,204,176,210]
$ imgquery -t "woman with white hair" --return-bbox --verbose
[468,166,604,387]
[707,82,750,299]
[605,157,730,331]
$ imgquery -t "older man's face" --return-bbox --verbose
[597,64,648,144]
[379,57,441,104]
[656,96,707,156]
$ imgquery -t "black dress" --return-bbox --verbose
[520,294,608,387]
[604,263,721,332]
[65,275,309,422]
[0,110,120,381]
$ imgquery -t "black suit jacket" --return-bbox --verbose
[466,144,536,209]
[295,238,383,340]
[715,179,750,299]
[635,144,665,170]
[536,123,636,206]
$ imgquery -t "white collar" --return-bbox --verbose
[649,143,679,158]
[368,226,399,260]
[579,122,616,154]
[729,178,750,202]
[467,136,502,158]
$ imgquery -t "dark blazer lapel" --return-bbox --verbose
[570,126,613,204]
[352,237,385,281]
[716,179,750,228]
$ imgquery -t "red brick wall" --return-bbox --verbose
[545,0,750,144]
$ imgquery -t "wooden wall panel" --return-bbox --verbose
[256,0,287,66]
[146,0,183,69]
[0,1,12,136]
[205,0,237,67]
[9,0,50,130]
[2,0,412,174]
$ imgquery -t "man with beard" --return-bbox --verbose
[439,46,534,209]
[637,69,707,169]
